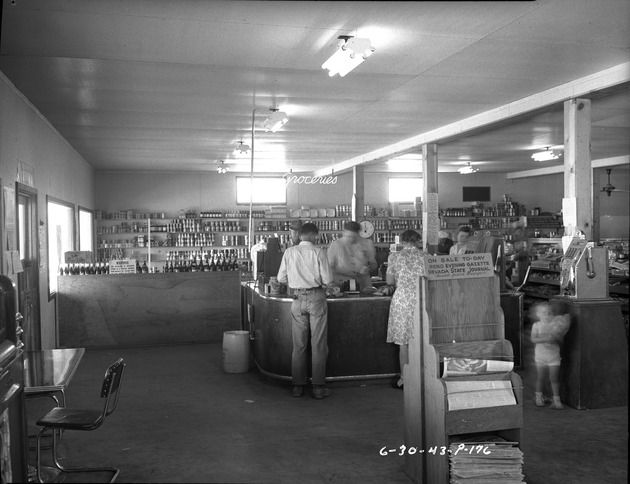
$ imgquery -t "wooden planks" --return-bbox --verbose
[58,272,241,347]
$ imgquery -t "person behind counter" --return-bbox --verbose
[385,229,426,390]
[327,221,377,293]
[288,219,303,248]
[276,222,334,399]
[437,230,454,255]
[449,226,473,255]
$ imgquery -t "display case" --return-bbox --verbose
[520,238,563,300]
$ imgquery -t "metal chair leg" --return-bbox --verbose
[36,425,120,483]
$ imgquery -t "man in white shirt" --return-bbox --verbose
[277,223,334,399]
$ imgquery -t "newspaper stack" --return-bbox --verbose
[449,442,525,483]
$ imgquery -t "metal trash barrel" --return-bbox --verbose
[222,330,250,373]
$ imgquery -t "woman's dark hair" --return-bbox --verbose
[401,229,421,244]
[457,226,473,235]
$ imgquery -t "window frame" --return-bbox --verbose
[46,196,75,298]
[236,176,287,205]
[388,177,423,203]
[78,206,94,253]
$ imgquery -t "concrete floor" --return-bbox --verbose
[26,336,628,483]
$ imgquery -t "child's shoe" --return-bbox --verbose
[535,392,545,407]
[549,396,564,409]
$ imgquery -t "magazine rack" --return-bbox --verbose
[404,273,523,483]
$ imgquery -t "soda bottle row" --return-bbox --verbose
[59,262,110,275]
[166,248,249,263]
[162,250,241,272]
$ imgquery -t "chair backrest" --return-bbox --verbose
[100,358,126,418]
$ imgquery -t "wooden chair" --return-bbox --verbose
[35,358,126,483]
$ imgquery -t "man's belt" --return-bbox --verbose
[293,287,322,293]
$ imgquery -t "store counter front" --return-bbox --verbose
[241,283,398,381]
[58,271,241,348]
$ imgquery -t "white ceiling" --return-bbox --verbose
[1,0,629,175]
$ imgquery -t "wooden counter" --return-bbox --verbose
[241,284,398,381]
[57,272,241,348]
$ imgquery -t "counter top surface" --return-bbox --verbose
[242,282,391,302]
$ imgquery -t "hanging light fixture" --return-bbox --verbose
[322,36,375,77]
[217,160,228,174]
[259,108,289,132]
[233,141,251,158]
[458,162,479,175]
[531,146,563,162]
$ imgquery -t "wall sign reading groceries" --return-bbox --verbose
[423,254,494,280]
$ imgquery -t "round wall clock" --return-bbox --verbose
[359,220,375,238]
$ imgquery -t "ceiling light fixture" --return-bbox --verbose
[322,36,375,77]
[458,162,479,175]
[233,141,251,158]
[217,160,228,174]
[532,146,563,162]
[259,108,289,132]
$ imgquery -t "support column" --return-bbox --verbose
[352,165,365,221]
[422,144,439,255]
[563,98,592,240]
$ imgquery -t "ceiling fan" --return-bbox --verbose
[601,168,630,196]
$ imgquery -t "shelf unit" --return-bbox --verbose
[439,202,562,238]
[521,267,561,299]
[95,211,424,262]
[405,275,523,483]
[440,214,521,233]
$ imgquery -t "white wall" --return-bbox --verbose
[94,168,628,239]
[0,72,96,349]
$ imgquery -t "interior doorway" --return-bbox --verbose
[16,182,41,350]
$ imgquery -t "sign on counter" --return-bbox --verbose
[424,254,494,280]
[109,259,137,274]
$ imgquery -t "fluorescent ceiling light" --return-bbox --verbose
[458,162,479,175]
[322,37,375,77]
[259,109,289,132]
[532,147,563,162]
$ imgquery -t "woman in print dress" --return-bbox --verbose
[386,229,426,389]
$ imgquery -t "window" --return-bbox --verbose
[47,198,74,295]
[78,207,94,252]
[388,178,423,203]
[236,177,286,205]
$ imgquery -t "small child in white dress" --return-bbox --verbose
[530,300,571,409]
